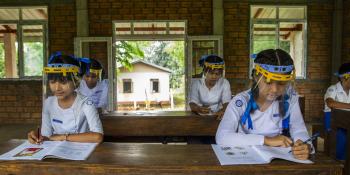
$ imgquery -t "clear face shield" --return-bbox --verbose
[253,63,296,103]
[84,68,103,82]
[203,62,225,79]
[42,64,80,101]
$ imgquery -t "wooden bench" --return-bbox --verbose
[101,111,219,143]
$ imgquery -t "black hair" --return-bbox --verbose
[338,62,350,81]
[250,49,294,119]
[81,58,105,78]
[47,53,82,83]
[202,55,224,73]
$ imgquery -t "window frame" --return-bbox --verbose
[112,20,188,112]
[0,6,48,80]
[249,5,307,79]
[150,78,160,93]
[122,79,133,93]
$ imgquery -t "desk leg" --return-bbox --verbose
[325,131,330,155]
[345,130,350,175]
[330,128,337,159]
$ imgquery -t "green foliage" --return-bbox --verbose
[253,35,291,54]
[24,42,43,76]
[0,43,4,78]
[117,41,185,89]
[140,41,185,89]
[115,41,144,72]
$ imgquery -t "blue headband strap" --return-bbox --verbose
[257,63,294,73]
[335,72,350,77]
[48,51,62,64]
[199,54,223,67]
[47,63,77,68]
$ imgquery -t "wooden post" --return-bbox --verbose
[4,33,17,78]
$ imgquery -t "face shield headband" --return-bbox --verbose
[255,64,295,83]
[335,72,350,79]
[43,63,80,77]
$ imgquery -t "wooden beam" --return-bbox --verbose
[36,9,47,19]
[253,8,263,19]
[0,29,43,34]
[1,25,16,33]
[254,25,303,32]
[116,27,185,32]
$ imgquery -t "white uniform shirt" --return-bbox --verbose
[78,79,108,109]
[324,82,350,112]
[41,93,104,137]
[189,77,232,112]
[216,89,310,146]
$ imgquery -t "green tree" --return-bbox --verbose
[0,43,4,78]
[143,41,184,88]
[115,41,144,71]
[24,42,43,76]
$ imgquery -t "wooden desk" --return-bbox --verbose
[0,140,343,175]
[330,109,350,175]
[101,111,219,142]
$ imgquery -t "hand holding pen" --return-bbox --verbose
[27,126,43,145]
[289,132,319,160]
[289,132,319,153]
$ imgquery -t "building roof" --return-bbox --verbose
[119,60,172,73]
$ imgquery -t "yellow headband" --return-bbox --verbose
[89,69,102,76]
[43,66,79,77]
[255,64,295,83]
[343,74,350,79]
[204,62,224,69]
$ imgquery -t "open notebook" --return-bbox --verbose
[0,141,98,161]
[212,144,313,165]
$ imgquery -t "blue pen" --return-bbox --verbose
[289,132,320,153]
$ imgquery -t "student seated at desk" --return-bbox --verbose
[28,52,103,144]
[324,62,350,160]
[189,55,232,120]
[216,49,311,160]
[78,58,108,113]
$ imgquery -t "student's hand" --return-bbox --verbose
[264,135,293,147]
[197,106,211,114]
[27,130,44,144]
[49,134,65,141]
[292,139,311,160]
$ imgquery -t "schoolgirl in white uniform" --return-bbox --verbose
[216,49,311,160]
[28,53,103,144]
[324,62,350,160]
[78,58,108,112]
[189,55,232,120]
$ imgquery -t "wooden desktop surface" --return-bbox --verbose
[0,140,343,175]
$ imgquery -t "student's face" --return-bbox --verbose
[341,77,350,89]
[256,75,288,102]
[84,73,99,89]
[205,69,223,85]
[49,79,75,100]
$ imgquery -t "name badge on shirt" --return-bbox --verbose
[52,118,63,124]
[273,114,280,117]
[95,90,102,94]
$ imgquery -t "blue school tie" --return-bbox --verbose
[281,94,290,137]
[240,91,259,130]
